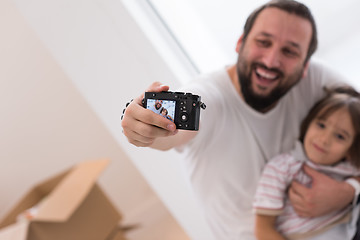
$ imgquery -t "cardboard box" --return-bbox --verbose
[0,159,126,240]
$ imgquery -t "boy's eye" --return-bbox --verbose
[316,122,325,128]
[335,133,345,140]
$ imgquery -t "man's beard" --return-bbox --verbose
[237,58,304,112]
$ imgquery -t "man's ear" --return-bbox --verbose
[236,34,244,53]
[302,61,310,79]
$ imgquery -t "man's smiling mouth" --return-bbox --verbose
[254,66,280,88]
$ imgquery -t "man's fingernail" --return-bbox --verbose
[167,124,175,131]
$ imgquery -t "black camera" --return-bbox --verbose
[143,91,206,131]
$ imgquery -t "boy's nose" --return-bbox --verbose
[319,131,332,145]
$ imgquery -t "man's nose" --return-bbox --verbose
[262,48,281,69]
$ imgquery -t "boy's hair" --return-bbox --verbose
[299,85,360,168]
[242,0,317,63]
[160,107,168,115]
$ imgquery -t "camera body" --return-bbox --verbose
[143,91,205,131]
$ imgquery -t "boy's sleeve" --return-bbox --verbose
[253,154,293,216]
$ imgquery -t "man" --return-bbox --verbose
[121,1,358,239]
[147,99,163,114]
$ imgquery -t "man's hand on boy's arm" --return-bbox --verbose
[289,165,354,218]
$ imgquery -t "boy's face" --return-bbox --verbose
[304,108,355,165]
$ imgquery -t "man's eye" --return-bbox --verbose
[283,48,298,57]
[256,40,270,47]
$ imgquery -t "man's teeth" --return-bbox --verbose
[256,68,277,80]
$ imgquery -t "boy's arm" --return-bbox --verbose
[255,214,286,240]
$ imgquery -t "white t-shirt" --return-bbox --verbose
[177,60,346,240]
[254,141,360,239]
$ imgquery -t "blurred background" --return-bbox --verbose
[1,0,359,239]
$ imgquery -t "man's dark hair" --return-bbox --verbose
[242,0,317,63]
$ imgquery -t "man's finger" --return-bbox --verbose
[146,82,170,92]
[290,180,309,197]
[126,102,176,132]
[123,114,176,140]
[288,184,312,217]
[302,164,320,178]
[123,127,155,145]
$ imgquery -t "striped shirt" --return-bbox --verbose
[253,141,360,238]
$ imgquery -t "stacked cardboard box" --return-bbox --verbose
[0,159,127,240]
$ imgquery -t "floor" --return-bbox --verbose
[123,197,190,240]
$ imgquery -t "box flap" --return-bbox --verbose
[0,221,29,240]
[34,159,110,222]
[0,170,69,229]
[107,224,138,240]
[110,231,127,240]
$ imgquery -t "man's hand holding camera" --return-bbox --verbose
[121,82,177,147]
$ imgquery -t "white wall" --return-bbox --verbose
[148,0,360,88]
[6,0,212,239]
[0,0,156,221]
